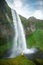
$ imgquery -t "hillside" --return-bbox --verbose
[27,29,43,50]
[0,0,14,42]
[19,15,28,28]
[20,16,43,36]
[0,0,14,57]
[28,17,43,29]
[20,15,43,51]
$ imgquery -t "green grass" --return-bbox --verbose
[27,29,43,50]
[0,41,13,56]
[0,56,35,65]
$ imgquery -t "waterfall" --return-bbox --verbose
[5,0,37,58]
[10,10,27,57]
[5,0,27,58]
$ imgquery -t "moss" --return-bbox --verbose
[0,56,35,65]
[0,41,13,56]
[36,59,43,65]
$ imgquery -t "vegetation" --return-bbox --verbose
[0,41,13,56]
[28,17,43,29]
[0,0,43,65]
[0,0,14,57]
[0,56,35,65]
[20,15,43,51]
[27,29,43,50]
[20,15,29,28]
[36,59,43,65]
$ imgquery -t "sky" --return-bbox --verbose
[6,0,43,20]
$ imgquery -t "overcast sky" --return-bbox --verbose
[6,0,43,20]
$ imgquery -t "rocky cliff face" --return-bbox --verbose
[0,0,14,45]
[20,16,43,36]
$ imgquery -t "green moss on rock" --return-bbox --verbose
[0,56,35,65]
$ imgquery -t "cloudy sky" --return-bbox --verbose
[6,0,43,20]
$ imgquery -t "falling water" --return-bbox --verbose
[5,0,37,58]
[5,0,27,57]
[10,10,27,57]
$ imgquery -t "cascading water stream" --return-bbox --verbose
[5,0,37,58]
[10,10,27,58]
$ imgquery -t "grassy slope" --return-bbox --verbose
[27,29,43,50]
[0,56,35,65]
